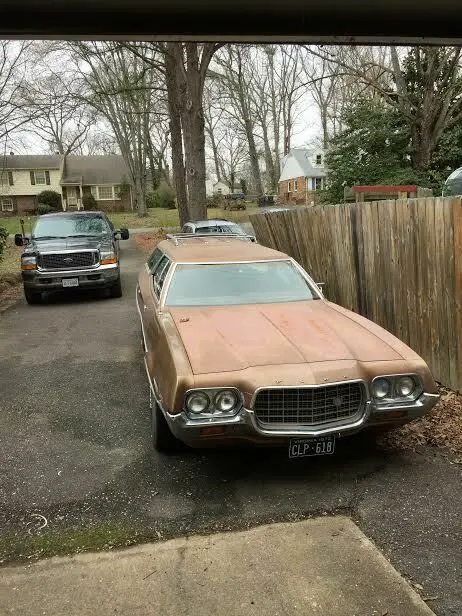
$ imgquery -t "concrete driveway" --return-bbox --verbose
[0,237,461,615]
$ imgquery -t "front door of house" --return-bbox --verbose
[67,187,78,206]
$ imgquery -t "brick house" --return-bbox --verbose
[278,148,327,205]
[0,153,134,216]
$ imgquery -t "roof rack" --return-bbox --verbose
[165,232,256,246]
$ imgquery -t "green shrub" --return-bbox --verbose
[146,184,176,209]
[0,226,8,263]
[37,190,62,211]
[37,204,53,215]
[82,194,98,210]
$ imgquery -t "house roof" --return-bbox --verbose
[279,148,327,182]
[62,155,130,185]
[1,154,62,170]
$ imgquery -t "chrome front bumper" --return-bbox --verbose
[22,263,119,290]
[160,391,440,447]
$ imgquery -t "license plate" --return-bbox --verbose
[289,435,336,458]
[62,278,79,288]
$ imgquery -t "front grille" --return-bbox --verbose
[253,382,364,427]
[40,251,97,270]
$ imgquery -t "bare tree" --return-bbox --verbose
[21,72,95,154]
[306,45,462,170]
[212,46,264,196]
[66,42,164,216]
[0,42,33,149]
[215,122,248,188]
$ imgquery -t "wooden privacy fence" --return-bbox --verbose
[250,197,462,391]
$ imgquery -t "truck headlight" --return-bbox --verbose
[21,255,37,270]
[100,251,117,265]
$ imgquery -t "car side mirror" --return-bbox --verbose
[120,228,129,240]
[316,282,325,293]
[14,233,25,246]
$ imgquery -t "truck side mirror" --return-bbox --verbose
[14,233,24,246]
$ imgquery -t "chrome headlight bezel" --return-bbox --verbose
[371,374,423,405]
[184,387,243,419]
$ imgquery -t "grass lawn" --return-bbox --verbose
[0,203,259,235]
[108,203,259,230]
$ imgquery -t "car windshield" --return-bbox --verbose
[33,215,111,239]
[197,225,242,234]
[165,260,318,306]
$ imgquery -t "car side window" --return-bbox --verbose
[153,255,171,299]
[147,247,163,274]
[183,224,193,233]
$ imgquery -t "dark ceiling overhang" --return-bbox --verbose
[1,0,462,42]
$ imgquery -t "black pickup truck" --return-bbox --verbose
[15,211,129,304]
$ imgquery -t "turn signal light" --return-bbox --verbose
[21,264,37,270]
[200,427,226,437]
[100,257,117,265]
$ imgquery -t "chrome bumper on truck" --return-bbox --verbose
[22,263,119,291]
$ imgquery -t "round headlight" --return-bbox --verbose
[373,378,391,399]
[186,391,210,414]
[214,390,239,413]
[396,376,416,397]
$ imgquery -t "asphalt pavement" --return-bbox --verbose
[0,237,461,615]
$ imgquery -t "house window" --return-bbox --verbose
[314,177,323,191]
[91,185,118,200]
[288,181,292,192]
[294,179,298,192]
[316,154,322,165]
[0,172,13,188]
[217,188,222,194]
[1,197,14,212]
[34,170,46,185]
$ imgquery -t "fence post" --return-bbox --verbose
[452,197,462,390]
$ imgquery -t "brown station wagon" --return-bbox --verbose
[136,233,439,457]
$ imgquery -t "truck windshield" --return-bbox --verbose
[33,215,111,239]
[165,260,319,306]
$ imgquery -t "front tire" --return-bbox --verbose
[109,276,123,298]
[24,287,42,305]
[150,388,181,453]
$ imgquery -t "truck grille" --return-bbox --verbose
[253,382,364,427]
[40,251,97,270]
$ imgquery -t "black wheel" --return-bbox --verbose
[24,286,42,305]
[150,388,181,453]
[109,276,123,298]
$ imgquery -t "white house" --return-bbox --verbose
[213,180,231,196]
[278,148,328,205]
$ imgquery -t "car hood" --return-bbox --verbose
[29,236,112,253]
[169,301,406,375]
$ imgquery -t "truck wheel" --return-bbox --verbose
[109,276,123,298]
[150,388,181,453]
[24,287,42,305]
